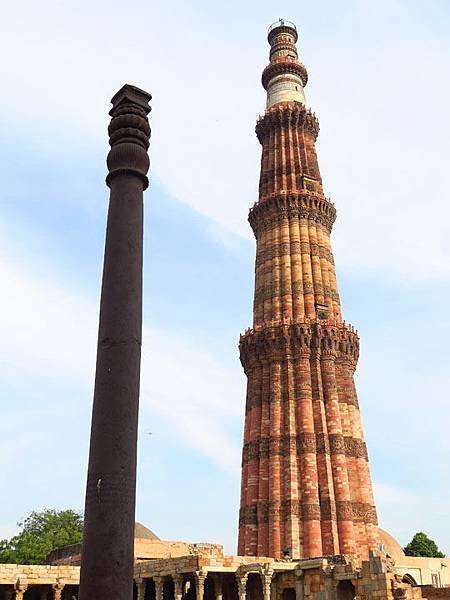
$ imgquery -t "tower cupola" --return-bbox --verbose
[263,19,308,108]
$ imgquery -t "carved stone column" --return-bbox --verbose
[154,576,164,600]
[236,574,248,600]
[136,579,147,600]
[52,583,65,600]
[195,572,207,600]
[78,84,152,600]
[14,582,28,600]
[173,575,183,600]
[261,568,273,600]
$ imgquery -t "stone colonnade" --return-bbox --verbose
[135,566,274,600]
[0,581,73,600]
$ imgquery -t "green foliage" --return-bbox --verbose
[404,532,445,558]
[0,509,83,564]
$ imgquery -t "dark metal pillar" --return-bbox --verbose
[79,84,151,600]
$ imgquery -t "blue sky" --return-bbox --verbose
[1,0,450,555]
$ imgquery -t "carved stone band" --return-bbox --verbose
[241,434,368,464]
[256,101,317,141]
[255,241,335,267]
[239,500,377,526]
[239,322,359,372]
[249,192,336,236]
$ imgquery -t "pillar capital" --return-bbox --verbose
[135,579,147,600]
[14,580,28,600]
[195,571,207,600]
[235,572,248,600]
[52,582,65,600]
[173,573,184,600]
[106,84,152,189]
[260,568,273,600]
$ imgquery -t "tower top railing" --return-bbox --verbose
[268,19,297,34]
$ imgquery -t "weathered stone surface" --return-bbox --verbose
[238,21,379,560]
[78,84,151,600]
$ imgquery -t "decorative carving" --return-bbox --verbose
[52,582,65,600]
[256,101,315,140]
[351,502,378,524]
[106,84,151,189]
[336,501,354,521]
[249,192,336,236]
[236,573,248,600]
[329,434,345,454]
[14,581,28,600]
[154,576,164,600]
[301,502,321,520]
[242,432,367,464]
[239,322,359,372]
[195,571,207,600]
[344,437,368,460]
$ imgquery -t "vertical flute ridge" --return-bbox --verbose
[238,22,379,560]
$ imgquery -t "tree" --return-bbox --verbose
[404,532,445,558]
[0,509,83,564]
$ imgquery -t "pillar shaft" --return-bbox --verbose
[136,580,147,600]
[236,574,248,600]
[195,572,206,600]
[154,576,164,600]
[52,584,65,600]
[78,85,151,600]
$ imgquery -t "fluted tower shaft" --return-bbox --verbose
[238,21,379,561]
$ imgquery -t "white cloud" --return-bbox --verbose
[141,329,243,473]
[2,1,449,281]
[0,247,241,473]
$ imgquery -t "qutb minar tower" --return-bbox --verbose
[238,21,380,561]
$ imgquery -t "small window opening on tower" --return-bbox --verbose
[316,303,329,320]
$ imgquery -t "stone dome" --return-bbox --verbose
[379,527,405,563]
[134,522,160,540]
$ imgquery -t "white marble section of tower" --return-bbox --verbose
[264,20,307,108]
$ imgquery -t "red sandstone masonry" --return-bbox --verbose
[238,22,380,560]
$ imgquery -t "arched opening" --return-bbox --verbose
[336,580,355,600]
[402,574,418,587]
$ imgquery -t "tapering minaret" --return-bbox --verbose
[238,21,380,561]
